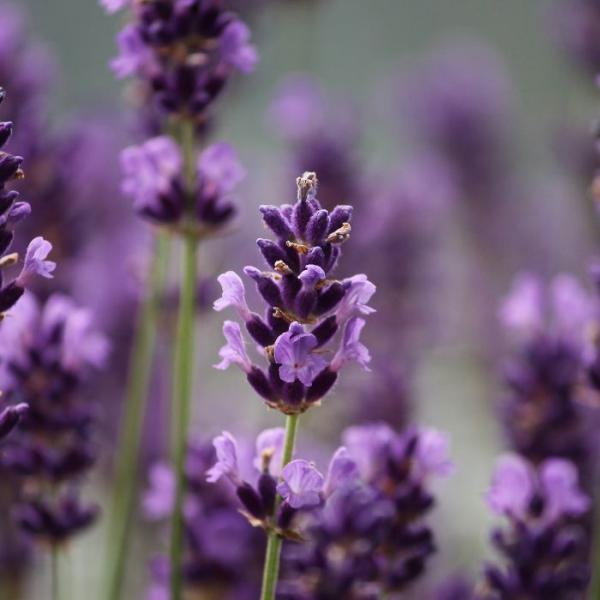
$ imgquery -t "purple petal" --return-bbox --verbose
[486,454,534,519]
[499,273,544,340]
[214,321,252,373]
[336,275,376,323]
[197,143,246,194]
[414,428,453,479]
[253,427,285,475]
[323,447,360,497]
[277,459,324,509]
[213,271,251,321]
[540,459,589,523]
[220,21,258,73]
[17,237,56,286]
[331,317,371,372]
[143,462,175,520]
[206,431,239,484]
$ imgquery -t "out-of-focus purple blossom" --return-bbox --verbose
[269,75,360,211]
[549,0,600,80]
[399,42,512,199]
[105,0,258,124]
[213,172,375,414]
[120,137,245,232]
[0,292,107,543]
[145,438,264,598]
[480,454,590,598]
[280,423,451,598]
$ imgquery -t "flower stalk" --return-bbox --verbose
[105,230,170,600]
[168,118,199,600]
[260,413,300,600]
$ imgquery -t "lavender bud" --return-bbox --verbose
[236,481,265,520]
[258,473,277,516]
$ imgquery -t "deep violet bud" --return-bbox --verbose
[0,403,27,440]
[277,460,324,509]
[259,205,294,240]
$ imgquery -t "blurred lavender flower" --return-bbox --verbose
[213,172,375,414]
[479,454,590,598]
[144,438,264,599]
[279,423,452,598]
[120,137,245,233]
[103,0,257,127]
[499,274,595,471]
[269,75,360,211]
[549,0,600,81]
[0,293,108,543]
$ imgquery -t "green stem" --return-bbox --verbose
[105,231,170,600]
[168,232,198,600]
[51,545,59,600]
[260,414,300,600]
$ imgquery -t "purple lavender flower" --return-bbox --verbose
[213,172,375,414]
[277,460,324,509]
[120,137,245,231]
[0,292,107,543]
[144,438,265,598]
[480,455,590,598]
[280,423,452,598]
[499,273,594,470]
[104,0,258,123]
[205,431,240,485]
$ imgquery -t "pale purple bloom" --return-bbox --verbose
[253,427,285,475]
[550,274,595,343]
[213,271,251,321]
[1,202,30,226]
[100,0,129,13]
[16,236,55,286]
[486,454,534,520]
[120,136,182,212]
[336,275,376,323]
[330,317,371,372]
[413,429,454,479]
[220,21,258,74]
[343,423,394,480]
[111,25,154,79]
[274,322,327,385]
[143,463,175,520]
[206,431,240,484]
[61,308,110,372]
[214,321,252,373]
[277,459,324,509]
[323,447,359,497]
[299,265,326,287]
[539,459,590,523]
[198,143,246,195]
[499,273,543,340]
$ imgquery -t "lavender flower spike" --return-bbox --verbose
[277,460,324,509]
[213,172,376,414]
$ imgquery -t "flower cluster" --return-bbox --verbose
[213,172,375,414]
[120,136,245,232]
[104,0,257,125]
[0,293,108,543]
[479,454,590,598]
[499,273,594,471]
[279,423,452,598]
[144,438,265,599]
[205,428,343,543]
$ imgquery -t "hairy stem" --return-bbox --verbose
[105,231,170,600]
[260,414,300,600]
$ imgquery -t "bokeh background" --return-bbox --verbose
[10,0,600,597]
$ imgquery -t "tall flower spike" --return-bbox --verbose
[104,0,257,124]
[0,292,108,544]
[480,454,590,598]
[213,172,375,414]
